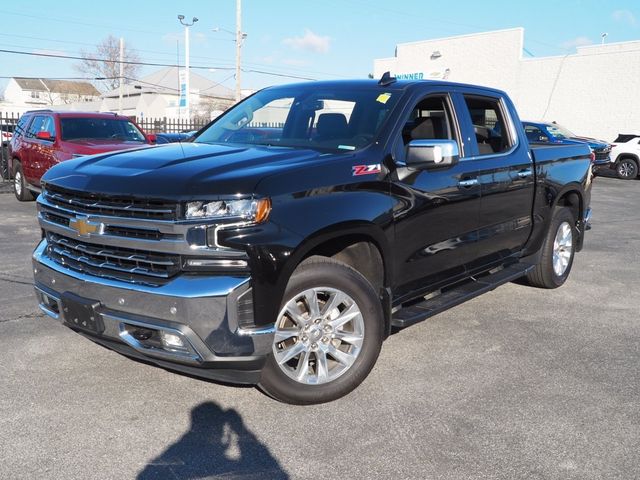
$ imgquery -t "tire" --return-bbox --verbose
[13,162,35,202]
[259,257,384,405]
[616,157,638,180]
[525,207,576,289]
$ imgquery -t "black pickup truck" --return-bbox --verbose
[32,76,593,404]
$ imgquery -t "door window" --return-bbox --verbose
[395,95,459,163]
[26,116,47,139]
[462,96,514,156]
[42,116,56,139]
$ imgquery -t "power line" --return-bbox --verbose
[0,48,318,80]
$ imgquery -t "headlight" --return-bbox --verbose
[185,198,271,223]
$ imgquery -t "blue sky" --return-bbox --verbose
[1,0,639,93]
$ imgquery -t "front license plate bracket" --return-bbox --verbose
[60,292,104,334]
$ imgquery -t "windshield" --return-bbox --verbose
[195,84,401,152]
[546,123,576,140]
[60,118,146,142]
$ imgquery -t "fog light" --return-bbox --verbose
[131,327,154,341]
[161,331,185,349]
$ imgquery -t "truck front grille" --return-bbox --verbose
[46,232,181,284]
[43,184,178,221]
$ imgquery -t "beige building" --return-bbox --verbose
[374,28,640,141]
[2,78,100,113]
[56,67,236,120]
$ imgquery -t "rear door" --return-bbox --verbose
[456,93,535,269]
[391,92,481,298]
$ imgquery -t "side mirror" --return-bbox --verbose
[146,133,157,144]
[406,139,459,169]
[36,131,53,141]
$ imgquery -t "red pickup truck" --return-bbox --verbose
[9,110,153,201]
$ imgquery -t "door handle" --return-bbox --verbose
[517,169,533,178]
[458,178,479,188]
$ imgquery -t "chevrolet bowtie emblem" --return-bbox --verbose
[69,217,102,236]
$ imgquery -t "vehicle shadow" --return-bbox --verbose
[137,401,289,480]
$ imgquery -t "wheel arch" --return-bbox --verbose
[274,222,393,337]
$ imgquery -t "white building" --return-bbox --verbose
[1,78,100,114]
[57,67,236,119]
[374,28,640,141]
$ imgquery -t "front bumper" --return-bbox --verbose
[32,239,274,384]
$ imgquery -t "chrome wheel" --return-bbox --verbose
[552,221,573,277]
[617,159,637,179]
[14,170,22,196]
[273,287,365,385]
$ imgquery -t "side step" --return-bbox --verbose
[391,263,533,329]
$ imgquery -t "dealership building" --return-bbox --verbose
[374,28,640,141]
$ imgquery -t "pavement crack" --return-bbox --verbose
[0,276,33,287]
[0,312,43,323]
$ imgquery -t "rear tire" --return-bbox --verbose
[13,162,35,202]
[259,257,384,405]
[525,207,576,289]
[616,158,638,180]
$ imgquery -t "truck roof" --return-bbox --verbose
[261,78,509,97]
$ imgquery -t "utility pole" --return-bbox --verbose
[235,0,243,102]
[178,15,199,119]
[118,37,124,115]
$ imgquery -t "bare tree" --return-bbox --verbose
[75,35,141,92]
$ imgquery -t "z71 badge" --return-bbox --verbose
[352,164,382,176]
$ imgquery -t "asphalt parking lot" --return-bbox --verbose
[0,175,638,480]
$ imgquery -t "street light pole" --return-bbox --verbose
[178,14,198,119]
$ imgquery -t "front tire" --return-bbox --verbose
[259,257,384,405]
[525,207,576,289]
[13,162,35,202]
[616,158,638,180]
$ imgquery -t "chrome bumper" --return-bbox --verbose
[32,239,274,381]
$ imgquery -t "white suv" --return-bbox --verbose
[610,134,640,179]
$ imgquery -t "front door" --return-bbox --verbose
[391,93,481,299]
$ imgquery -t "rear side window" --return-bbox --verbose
[462,95,514,156]
[14,115,30,138]
[524,125,549,143]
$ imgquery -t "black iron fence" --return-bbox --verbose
[134,117,210,134]
[1,112,20,181]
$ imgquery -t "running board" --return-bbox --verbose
[391,264,533,329]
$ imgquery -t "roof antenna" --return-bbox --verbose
[378,71,396,86]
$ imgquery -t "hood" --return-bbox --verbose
[568,136,609,149]
[43,142,327,199]
[62,139,151,156]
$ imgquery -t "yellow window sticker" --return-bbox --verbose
[376,93,392,104]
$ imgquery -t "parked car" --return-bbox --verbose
[608,133,640,179]
[33,76,593,404]
[1,123,14,146]
[522,121,611,171]
[9,110,153,201]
